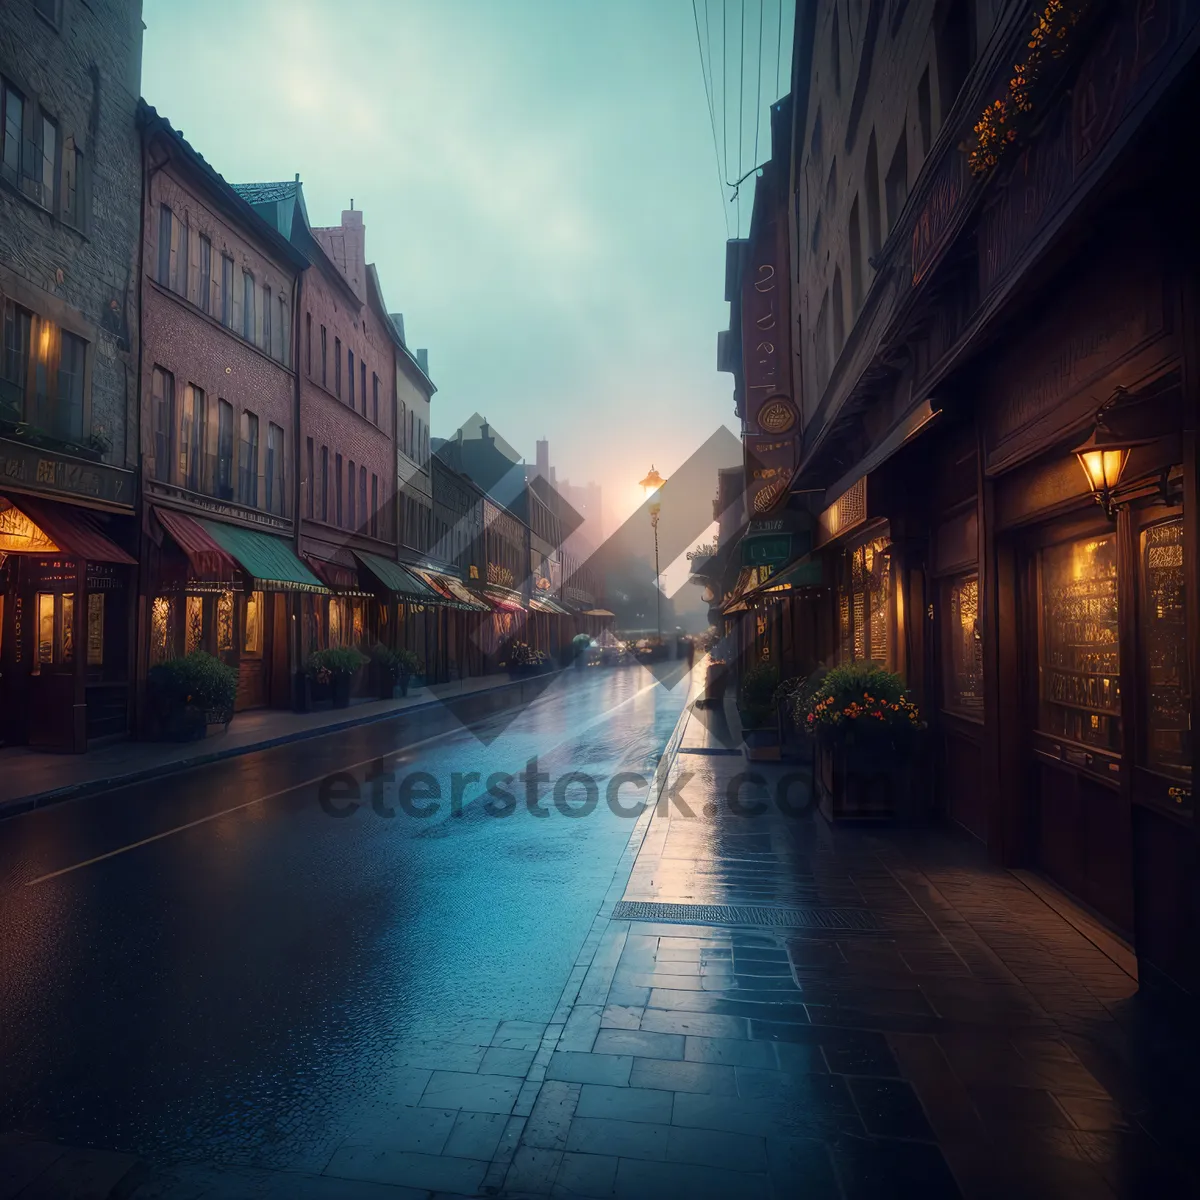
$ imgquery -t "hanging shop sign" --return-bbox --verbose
[741,161,800,514]
[742,533,791,567]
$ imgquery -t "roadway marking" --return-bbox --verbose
[23,672,674,888]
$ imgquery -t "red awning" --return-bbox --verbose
[15,497,136,564]
[303,552,365,593]
[482,587,526,613]
[154,507,236,580]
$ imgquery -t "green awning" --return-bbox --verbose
[744,554,825,604]
[354,551,441,602]
[197,519,327,592]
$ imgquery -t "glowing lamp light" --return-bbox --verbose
[639,466,665,494]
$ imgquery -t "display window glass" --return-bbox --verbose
[943,572,983,716]
[1038,534,1121,751]
[837,533,891,666]
[1140,516,1190,781]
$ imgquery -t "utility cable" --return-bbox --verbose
[752,0,764,173]
[737,0,744,234]
[693,0,729,236]
[776,0,783,100]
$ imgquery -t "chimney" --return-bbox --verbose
[416,348,429,376]
[536,438,549,481]
[340,207,366,299]
[480,421,491,446]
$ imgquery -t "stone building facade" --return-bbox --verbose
[0,0,143,750]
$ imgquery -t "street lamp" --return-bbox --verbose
[639,466,666,641]
[1072,389,1154,519]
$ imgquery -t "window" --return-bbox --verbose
[157,205,173,286]
[1039,534,1120,751]
[244,591,264,654]
[185,595,204,654]
[918,67,933,157]
[39,114,57,210]
[216,399,234,498]
[336,453,345,527]
[360,360,367,417]
[62,136,83,228]
[320,445,329,522]
[848,197,863,311]
[943,573,983,715]
[216,589,234,651]
[321,326,328,386]
[865,130,881,257]
[399,400,407,453]
[238,410,259,506]
[1140,518,1190,784]
[335,337,341,396]
[1,300,31,420]
[199,236,212,314]
[221,255,234,327]
[372,373,380,425]
[262,283,272,352]
[2,84,24,179]
[87,593,104,666]
[175,214,189,298]
[242,271,255,341]
[266,422,285,515]
[178,384,207,492]
[277,296,287,363]
[150,366,175,480]
[409,409,415,456]
[150,596,176,664]
[371,474,379,538]
[348,349,355,407]
[306,313,312,375]
[885,131,908,231]
[838,535,892,665]
[359,467,367,536]
[56,331,85,441]
[304,439,314,518]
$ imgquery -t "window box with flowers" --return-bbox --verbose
[795,663,925,821]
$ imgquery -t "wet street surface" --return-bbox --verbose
[4,671,1200,1198]
[0,667,689,1175]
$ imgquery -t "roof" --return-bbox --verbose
[232,180,301,205]
[138,103,310,272]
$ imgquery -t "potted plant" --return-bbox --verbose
[737,662,781,760]
[796,662,924,821]
[305,647,368,709]
[774,668,826,762]
[571,632,592,670]
[507,641,550,678]
[146,651,238,741]
[372,643,421,698]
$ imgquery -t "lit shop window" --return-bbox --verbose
[944,573,983,716]
[186,595,204,654]
[33,591,73,668]
[216,590,234,652]
[837,535,891,665]
[151,596,175,664]
[244,591,263,655]
[87,592,104,665]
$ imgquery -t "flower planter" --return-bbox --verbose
[331,675,351,708]
[161,706,207,742]
[815,741,912,822]
[293,674,311,713]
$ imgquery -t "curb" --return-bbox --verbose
[0,669,569,822]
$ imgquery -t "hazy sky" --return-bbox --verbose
[142,0,793,524]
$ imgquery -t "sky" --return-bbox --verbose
[141,0,794,529]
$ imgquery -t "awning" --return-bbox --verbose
[742,554,825,604]
[482,586,527,613]
[407,567,491,611]
[822,399,940,507]
[303,550,373,595]
[720,566,755,616]
[196,519,327,592]
[354,552,442,603]
[583,608,615,618]
[153,507,236,579]
[8,496,136,564]
[529,595,571,616]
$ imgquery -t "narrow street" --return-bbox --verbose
[0,667,689,1175]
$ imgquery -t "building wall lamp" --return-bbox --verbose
[1073,388,1157,520]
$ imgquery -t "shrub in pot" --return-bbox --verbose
[571,632,592,669]
[147,651,238,741]
[305,647,368,708]
[795,662,924,820]
[371,643,421,697]
[738,662,781,759]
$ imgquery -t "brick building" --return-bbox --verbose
[135,105,322,724]
[0,0,143,751]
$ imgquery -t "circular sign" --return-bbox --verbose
[758,396,796,434]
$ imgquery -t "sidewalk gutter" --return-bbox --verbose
[0,670,568,823]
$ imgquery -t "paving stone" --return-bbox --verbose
[575,1083,673,1124]
[671,1090,864,1140]
[601,1004,644,1031]
[593,1028,685,1061]
[764,1136,843,1199]
[612,1155,770,1199]
[830,1136,961,1200]
[482,1045,537,1077]
[442,1110,508,1161]
[524,1081,582,1151]
[847,1077,936,1140]
[640,1009,750,1040]
[418,1069,522,1114]
[8,1146,136,1200]
[553,1151,619,1198]
[684,1034,781,1070]
[664,1125,767,1171]
[395,1041,487,1073]
[630,1057,737,1096]
[323,1146,488,1194]
[505,1145,563,1194]
[339,1105,457,1154]
[547,1051,634,1087]
[494,1020,549,1051]
[565,1117,671,1161]
[559,1005,604,1053]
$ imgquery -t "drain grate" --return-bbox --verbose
[612,900,880,931]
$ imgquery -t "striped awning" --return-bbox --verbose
[154,506,236,579]
[303,551,373,595]
[529,595,571,616]
[407,567,491,611]
[482,586,527,613]
[354,552,442,602]
[9,496,136,564]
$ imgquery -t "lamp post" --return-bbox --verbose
[639,466,666,641]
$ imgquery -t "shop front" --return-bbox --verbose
[406,565,490,682]
[1,495,137,751]
[146,508,326,715]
